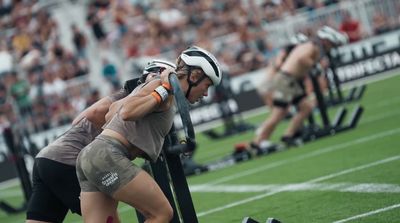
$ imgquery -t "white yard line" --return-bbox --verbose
[196,155,400,217]
[332,203,400,223]
[194,127,400,189]
[307,156,400,183]
[190,183,400,194]
[361,109,400,125]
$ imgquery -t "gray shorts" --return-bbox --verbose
[76,135,141,196]
[256,71,275,95]
[272,71,306,108]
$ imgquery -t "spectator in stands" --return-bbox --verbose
[111,0,131,39]
[70,88,87,114]
[0,0,12,17]
[339,10,362,43]
[25,60,173,223]
[53,97,75,126]
[85,89,101,107]
[251,26,347,150]
[41,69,66,97]
[372,11,393,35]
[0,41,13,75]
[11,26,32,59]
[0,82,15,127]
[76,47,221,223]
[0,83,7,107]
[87,3,106,45]
[102,58,120,90]
[71,24,88,59]
[9,71,33,119]
[31,100,51,132]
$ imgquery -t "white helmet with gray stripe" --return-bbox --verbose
[289,33,309,45]
[143,59,176,75]
[317,26,348,46]
[180,46,222,86]
[140,59,176,83]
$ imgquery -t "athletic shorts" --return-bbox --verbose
[256,71,275,95]
[272,71,306,108]
[26,158,81,223]
[76,135,141,196]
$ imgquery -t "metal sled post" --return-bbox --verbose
[0,128,32,214]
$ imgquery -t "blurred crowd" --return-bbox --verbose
[87,0,400,76]
[88,0,343,76]
[1,0,399,135]
[0,0,95,134]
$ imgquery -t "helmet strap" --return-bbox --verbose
[185,68,207,98]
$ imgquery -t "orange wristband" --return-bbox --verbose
[162,82,172,92]
[151,92,162,104]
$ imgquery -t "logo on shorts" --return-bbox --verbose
[101,172,119,187]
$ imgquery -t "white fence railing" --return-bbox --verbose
[262,0,400,46]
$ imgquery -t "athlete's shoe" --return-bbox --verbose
[280,135,303,147]
[242,216,260,223]
[266,217,282,223]
[250,141,278,155]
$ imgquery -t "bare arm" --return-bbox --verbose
[72,96,113,129]
[107,69,175,122]
[274,49,288,70]
[72,88,128,128]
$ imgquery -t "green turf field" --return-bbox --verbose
[1,74,399,223]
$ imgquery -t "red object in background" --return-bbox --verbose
[340,19,361,43]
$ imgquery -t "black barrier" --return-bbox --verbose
[324,51,367,107]
[136,73,198,223]
[0,127,32,214]
[333,47,400,83]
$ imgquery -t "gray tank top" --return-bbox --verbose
[36,118,102,166]
[103,86,175,162]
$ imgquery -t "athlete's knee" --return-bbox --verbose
[152,203,173,223]
[270,111,287,124]
[144,201,173,223]
[302,103,313,115]
[160,203,174,222]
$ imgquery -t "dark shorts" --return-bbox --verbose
[272,71,306,108]
[26,158,81,223]
[76,135,141,196]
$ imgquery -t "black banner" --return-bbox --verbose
[334,47,400,83]
[173,90,264,129]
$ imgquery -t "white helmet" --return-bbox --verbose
[140,59,176,83]
[180,46,222,86]
[143,59,176,75]
[317,26,348,46]
[289,33,309,45]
